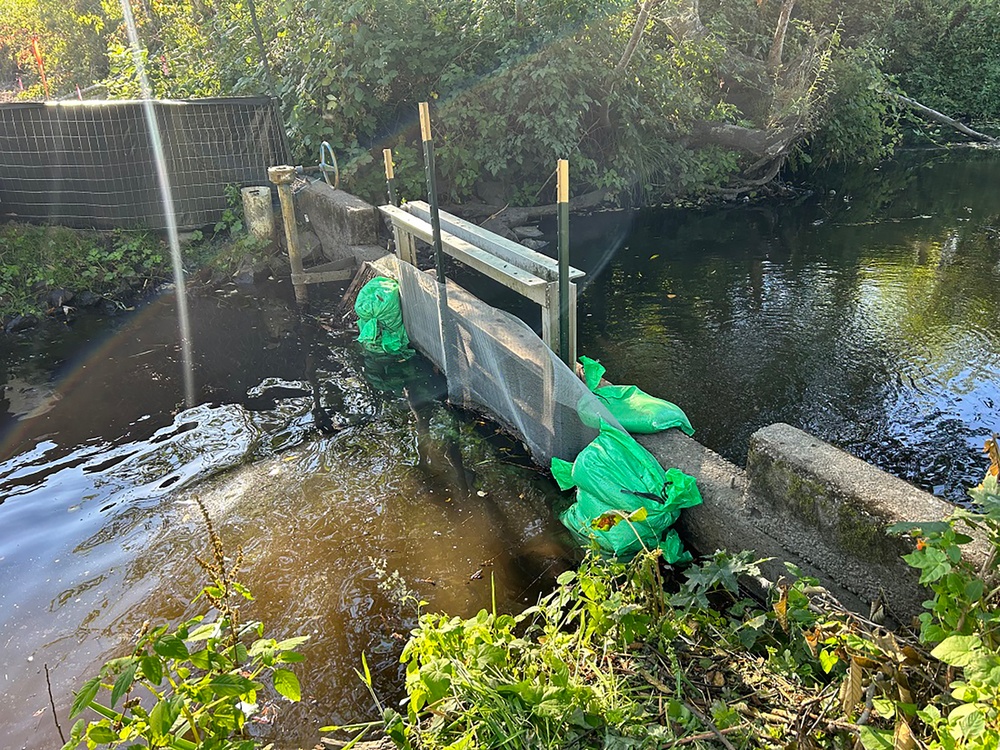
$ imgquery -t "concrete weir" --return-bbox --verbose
[303,187,961,622]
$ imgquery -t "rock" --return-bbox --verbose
[513,225,544,239]
[232,267,255,286]
[520,238,549,251]
[5,313,39,334]
[46,288,74,308]
[481,218,517,241]
[75,291,101,307]
[475,179,508,206]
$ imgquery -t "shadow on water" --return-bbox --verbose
[573,148,1000,502]
[0,284,574,749]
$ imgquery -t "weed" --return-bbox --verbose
[61,499,307,750]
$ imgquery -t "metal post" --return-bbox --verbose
[557,159,571,365]
[383,148,398,207]
[419,102,446,283]
[268,165,308,305]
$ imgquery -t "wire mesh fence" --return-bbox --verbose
[0,97,287,230]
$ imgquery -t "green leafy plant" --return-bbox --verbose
[62,500,307,750]
[214,184,246,236]
[886,435,1000,750]
[0,223,167,318]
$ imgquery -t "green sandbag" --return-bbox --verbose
[580,356,694,436]
[354,276,412,356]
[552,421,702,562]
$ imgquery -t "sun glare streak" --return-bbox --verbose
[119,0,196,408]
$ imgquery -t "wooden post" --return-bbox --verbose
[268,165,308,305]
[383,148,398,207]
[557,159,571,365]
[383,147,416,264]
[419,102,446,283]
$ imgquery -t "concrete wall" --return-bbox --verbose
[639,423,977,621]
[294,182,386,266]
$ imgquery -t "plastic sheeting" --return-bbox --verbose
[380,255,620,464]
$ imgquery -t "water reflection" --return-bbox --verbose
[0,285,572,750]
[577,149,1000,501]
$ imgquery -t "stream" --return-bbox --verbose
[0,285,573,749]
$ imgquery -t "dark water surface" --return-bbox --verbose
[574,148,1000,501]
[0,283,571,749]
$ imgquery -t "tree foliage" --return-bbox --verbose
[3,0,997,203]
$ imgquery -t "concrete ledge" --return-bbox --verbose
[745,423,959,618]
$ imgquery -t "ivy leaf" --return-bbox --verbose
[273,669,302,702]
[931,635,982,667]
[819,648,839,674]
[69,677,101,718]
[903,547,951,584]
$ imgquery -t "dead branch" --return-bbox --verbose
[889,92,998,144]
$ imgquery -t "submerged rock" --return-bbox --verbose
[4,313,39,334]
[520,238,549,251]
[46,288,74,308]
[513,225,544,239]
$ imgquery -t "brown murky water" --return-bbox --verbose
[0,284,573,749]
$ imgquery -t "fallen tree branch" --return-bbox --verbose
[440,189,608,225]
[889,92,998,144]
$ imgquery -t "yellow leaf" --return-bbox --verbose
[840,657,864,716]
[894,720,916,750]
[649,254,659,260]
[985,434,999,478]
[773,586,788,633]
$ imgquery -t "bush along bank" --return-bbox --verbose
[0,223,168,333]
[331,439,1000,750]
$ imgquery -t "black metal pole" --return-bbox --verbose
[557,159,571,365]
[419,102,446,283]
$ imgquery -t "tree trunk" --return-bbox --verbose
[614,0,664,76]
[600,0,664,128]
[684,120,798,159]
[768,0,797,72]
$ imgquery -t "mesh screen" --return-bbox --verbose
[382,256,621,465]
[0,97,287,230]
